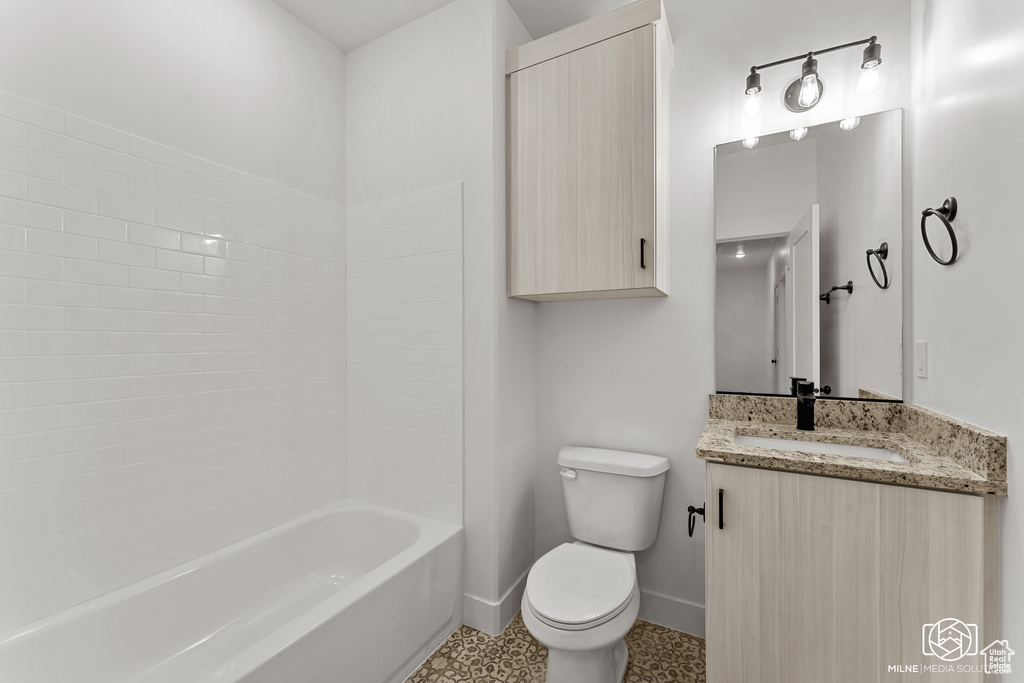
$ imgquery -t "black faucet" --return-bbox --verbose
[796,380,816,431]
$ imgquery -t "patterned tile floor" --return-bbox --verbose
[406,614,706,682]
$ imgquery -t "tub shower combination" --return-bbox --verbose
[0,501,462,683]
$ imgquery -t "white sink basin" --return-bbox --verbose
[734,435,907,463]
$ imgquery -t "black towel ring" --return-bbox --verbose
[921,197,958,265]
[866,242,890,289]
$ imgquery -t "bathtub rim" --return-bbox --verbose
[0,499,463,682]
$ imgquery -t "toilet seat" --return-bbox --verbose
[525,543,635,631]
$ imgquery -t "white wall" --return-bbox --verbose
[715,265,770,393]
[345,0,534,634]
[0,90,346,633]
[493,0,539,634]
[910,0,1024,649]
[535,0,911,636]
[346,184,463,524]
[0,0,345,204]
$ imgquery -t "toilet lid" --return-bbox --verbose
[526,544,635,629]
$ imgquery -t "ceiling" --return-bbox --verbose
[271,0,899,63]
[507,0,629,40]
[271,0,657,53]
[271,0,459,53]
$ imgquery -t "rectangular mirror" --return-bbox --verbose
[714,109,903,401]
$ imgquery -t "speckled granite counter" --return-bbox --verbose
[698,394,1007,496]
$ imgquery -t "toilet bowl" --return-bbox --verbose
[521,447,670,683]
[521,542,639,683]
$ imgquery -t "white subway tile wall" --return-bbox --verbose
[0,91,346,633]
[347,184,462,524]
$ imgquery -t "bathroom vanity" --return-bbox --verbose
[697,394,1005,683]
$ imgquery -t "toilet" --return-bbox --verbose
[521,446,670,683]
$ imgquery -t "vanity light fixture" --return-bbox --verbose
[790,127,808,141]
[735,244,746,258]
[744,36,883,115]
[840,116,861,131]
[744,69,762,118]
[857,39,883,96]
[743,92,762,118]
[742,136,759,149]
[795,55,821,109]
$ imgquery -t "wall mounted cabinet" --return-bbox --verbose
[506,0,672,301]
[705,462,998,682]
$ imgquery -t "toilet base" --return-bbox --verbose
[545,639,628,683]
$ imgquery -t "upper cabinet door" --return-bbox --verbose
[506,0,671,302]
[507,53,579,298]
[574,26,657,293]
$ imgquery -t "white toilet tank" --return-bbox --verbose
[557,446,670,552]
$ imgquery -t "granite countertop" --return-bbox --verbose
[697,394,1007,496]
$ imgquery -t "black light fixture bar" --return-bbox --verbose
[750,36,878,73]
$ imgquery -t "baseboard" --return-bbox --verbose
[466,581,705,639]
[463,568,530,636]
[498,568,530,630]
[462,593,496,635]
[638,589,706,638]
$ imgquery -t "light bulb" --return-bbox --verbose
[736,244,746,258]
[840,117,861,131]
[857,68,880,96]
[742,137,759,149]
[743,93,762,118]
[790,127,808,141]
[798,73,820,108]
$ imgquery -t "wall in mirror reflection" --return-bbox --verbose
[715,109,903,400]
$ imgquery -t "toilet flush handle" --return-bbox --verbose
[560,469,577,480]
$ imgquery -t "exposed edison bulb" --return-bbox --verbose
[790,127,808,141]
[857,67,880,96]
[840,117,861,131]
[743,92,762,118]
[742,137,759,149]
[798,73,820,108]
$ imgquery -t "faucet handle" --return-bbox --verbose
[789,376,808,396]
[796,380,816,397]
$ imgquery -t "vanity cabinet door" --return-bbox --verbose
[705,463,996,683]
[507,23,668,301]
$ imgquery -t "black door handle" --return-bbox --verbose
[640,238,646,269]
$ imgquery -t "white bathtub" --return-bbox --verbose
[0,500,463,683]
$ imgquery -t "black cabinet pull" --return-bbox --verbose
[718,488,724,529]
[640,238,646,269]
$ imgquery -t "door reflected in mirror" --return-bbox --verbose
[714,109,903,401]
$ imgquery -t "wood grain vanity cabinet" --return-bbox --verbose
[705,462,998,683]
[505,0,672,301]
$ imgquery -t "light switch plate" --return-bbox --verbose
[915,341,928,378]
